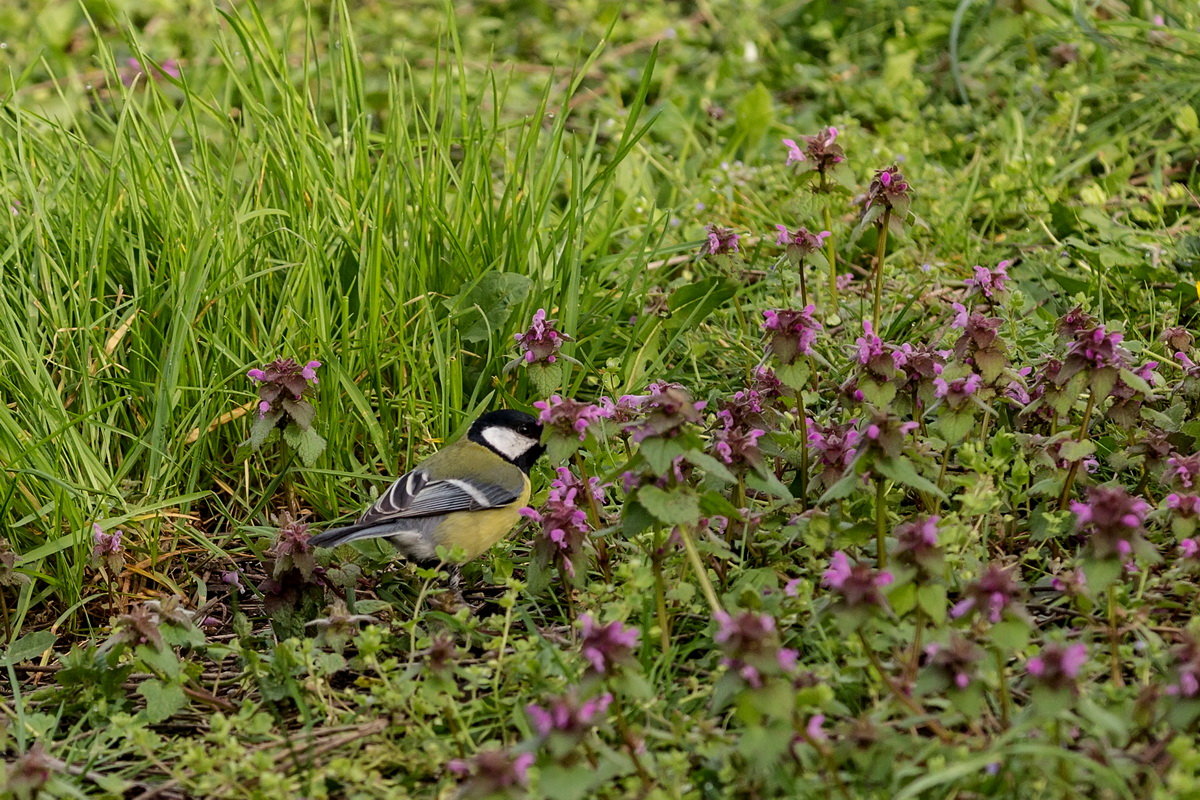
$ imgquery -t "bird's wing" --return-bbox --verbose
[356,469,521,526]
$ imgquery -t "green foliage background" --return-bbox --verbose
[1,0,1199,797]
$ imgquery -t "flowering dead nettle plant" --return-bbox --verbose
[245,357,326,466]
[447,749,534,799]
[534,394,611,462]
[90,523,125,576]
[712,610,797,692]
[521,467,602,582]
[702,223,741,257]
[579,614,639,676]
[509,308,577,397]
[259,518,327,639]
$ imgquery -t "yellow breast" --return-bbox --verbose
[433,475,531,562]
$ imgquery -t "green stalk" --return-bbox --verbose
[1108,585,1124,687]
[1057,391,1096,509]
[679,525,723,615]
[871,209,892,329]
[875,479,888,569]
[994,648,1011,728]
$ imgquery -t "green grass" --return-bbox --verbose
[1,0,1200,797]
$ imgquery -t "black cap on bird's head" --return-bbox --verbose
[468,410,545,472]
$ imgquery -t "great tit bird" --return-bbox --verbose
[308,410,545,567]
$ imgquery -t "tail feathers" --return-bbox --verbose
[308,522,387,548]
[309,522,436,562]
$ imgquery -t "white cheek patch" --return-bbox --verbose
[481,426,539,462]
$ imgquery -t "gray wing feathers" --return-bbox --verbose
[310,470,520,553]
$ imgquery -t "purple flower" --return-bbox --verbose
[1070,486,1151,560]
[521,468,595,578]
[1166,636,1200,698]
[924,636,983,690]
[808,419,860,488]
[1168,454,1200,490]
[704,224,740,256]
[626,384,707,443]
[775,225,831,256]
[221,571,244,593]
[712,410,765,468]
[950,310,1006,377]
[965,261,1011,300]
[5,743,54,796]
[246,358,321,426]
[534,395,610,441]
[91,523,124,557]
[950,563,1023,624]
[527,692,613,738]
[805,714,828,742]
[762,306,822,365]
[863,165,912,215]
[1056,306,1098,339]
[822,551,893,609]
[514,308,571,364]
[893,516,942,572]
[857,411,920,461]
[855,321,905,380]
[121,57,181,87]
[266,519,316,580]
[1163,327,1194,352]
[447,749,534,796]
[1180,538,1200,559]
[783,138,805,164]
[933,373,983,410]
[1050,568,1087,596]
[714,610,795,687]
[1027,642,1088,691]
[785,127,845,174]
[579,614,639,674]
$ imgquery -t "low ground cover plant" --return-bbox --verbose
[1,1,1200,797]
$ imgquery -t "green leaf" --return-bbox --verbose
[638,436,685,474]
[1082,557,1123,594]
[936,408,975,443]
[280,397,315,429]
[138,679,188,723]
[248,412,280,449]
[528,361,563,397]
[774,361,810,391]
[445,271,533,343]
[746,467,793,501]
[684,449,737,483]
[546,435,583,465]
[638,485,701,527]
[916,583,947,625]
[733,83,774,152]
[890,582,916,616]
[1058,439,1095,462]
[858,377,896,407]
[875,456,945,498]
[2,630,56,665]
[989,619,1030,651]
[291,425,326,466]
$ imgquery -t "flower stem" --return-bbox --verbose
[1107,585,1124,687]
[858,632,953,743]
[679,525,723,615]
[797,392,810,508]
[651,539,671,656]
[871,209,891,329]
[823,191,838,312]
[875,479,888,569]
[1057,391,1096,509]
[994,648,1011,728]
